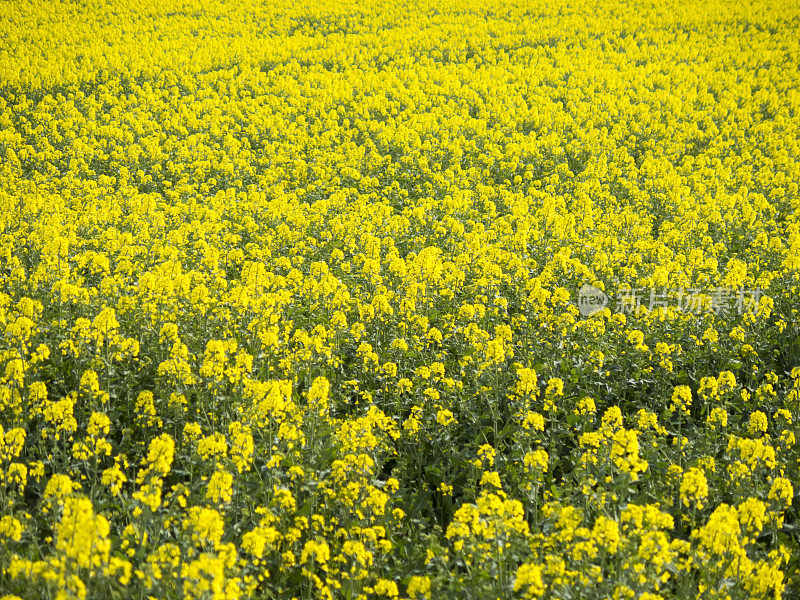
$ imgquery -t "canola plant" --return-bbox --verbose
[1,1,800,599]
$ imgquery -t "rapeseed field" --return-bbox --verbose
[1,0,800,598]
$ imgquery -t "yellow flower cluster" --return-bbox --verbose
[1,0,800,598]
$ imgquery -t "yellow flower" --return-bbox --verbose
[206,469,234,505]
[543,377,564,411]
[670,385,692,416]
[523,449,549,477]
[0,426,25,462]
[228,421,254,473]
[626,329,648,351]
[184,507,225,548]
[768,477,793,510]
[737,497,767,536]
[373,578,399,597]
[707,407,728,429]
[196,432,228,462]
[138,433,174,481]
[43,474,80,511]
[406,575,431,598]
[515,368,539,397]
[87,411,111,436]
[101,462,127,495]
[241,526,282,559]
[306,376,330,417]
[477,444,496,467]
[748,410,768,436]
[55,496,111,570]
[698,376,719,401]
[576,396,596,416]
[680,467,709,510]
[592,516,620,554]
[479,470,502,489]
[134,391,162,428]
[436,408,456,427]
[0,515,23,542]
[693,504,743,558]
[514,562,545,597]
[91,306,119,345]
[300,539,330,564]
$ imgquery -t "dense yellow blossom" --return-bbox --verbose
[2,0,800,598]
